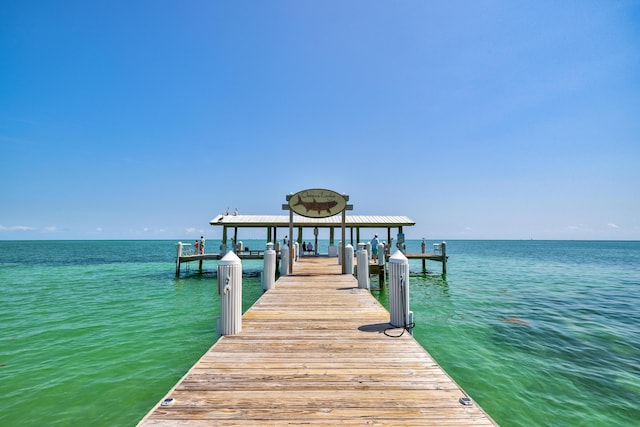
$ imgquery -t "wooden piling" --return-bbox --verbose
[175,242,183,276]
[442,241,447,275]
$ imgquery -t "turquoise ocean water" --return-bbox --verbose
[1,240,638,426]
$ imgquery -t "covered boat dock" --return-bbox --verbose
[209,214,416,254]
[175,214,447,276]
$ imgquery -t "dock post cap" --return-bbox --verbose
[219,250,241,265]
[389,251,408,263]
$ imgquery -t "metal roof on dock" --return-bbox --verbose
[210,214,416,228]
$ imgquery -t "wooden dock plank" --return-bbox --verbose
[139,257,496,426]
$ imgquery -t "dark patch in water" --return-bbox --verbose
[500,315,531,326]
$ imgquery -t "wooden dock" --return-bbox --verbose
[141,257,495,426]
[175,251,275,275]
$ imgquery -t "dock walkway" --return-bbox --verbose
[140,257,496,426]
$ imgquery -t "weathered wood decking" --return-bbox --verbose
[140,257,496,426]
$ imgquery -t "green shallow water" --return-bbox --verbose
[1,240,639,426]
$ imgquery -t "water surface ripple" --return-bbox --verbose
[1,240,638,426]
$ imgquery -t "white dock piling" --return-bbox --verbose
[356,243,370,290]
[217,251,242,336]
[344,243,354,275]
[280,245,290,276]
[263,242,276,291]
[328,244,338,257]
[388,251,410,328]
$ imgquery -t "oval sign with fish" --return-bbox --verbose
[289,189,346,218]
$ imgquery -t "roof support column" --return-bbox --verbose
[341,208,346,274]
[222,226,228,254]
[288,209,294,273]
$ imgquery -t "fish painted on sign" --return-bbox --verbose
[293,196,338,215]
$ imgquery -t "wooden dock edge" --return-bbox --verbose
[144,257,494,425]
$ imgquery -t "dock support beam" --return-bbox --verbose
[221,227,228,254]
[378,242,386,288]
[199,237,204,272]
[289,208,294,274]
[341,208,346,273]
[441,241,447,275]
[175,242,184,276]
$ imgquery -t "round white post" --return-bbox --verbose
[344,243,354,275]
[366,242,372,260]
[377,242,385,266]
[356,243,370,289]
[328,244,338,257]
[274,241,281,272]
[389,251,410,328]
[280,245,290,276]
[337,241,342,265]
[217,251,242,336]
[263,242,276,291]
[294,242,299,261]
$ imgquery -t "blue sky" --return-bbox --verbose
[2,1,639,240]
